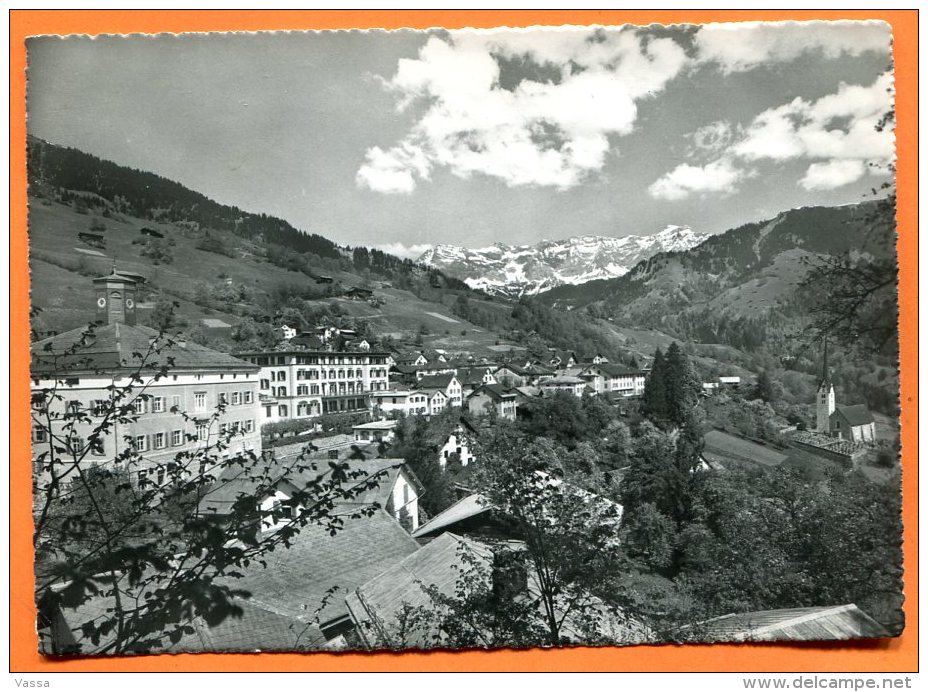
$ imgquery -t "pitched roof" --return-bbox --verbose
[198,450,401,515]
[832,404,875,427]
[353,419,398,431]
[542,375,585,385]
[456,367,492,385]
[468,383,516,401]
[598,363,646,377]
[415,373,456,389]
[228,509,419,635]
[346,532,492,647]
[31,322,257,376]
[699,604,890,642]
[411,493,492,538]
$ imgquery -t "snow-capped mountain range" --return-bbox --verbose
[418,226,709,297]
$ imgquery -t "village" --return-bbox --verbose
[30,267,898,653]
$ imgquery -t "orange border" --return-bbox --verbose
[9,9,917,673]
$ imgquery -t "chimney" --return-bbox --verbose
[92,264,138,326]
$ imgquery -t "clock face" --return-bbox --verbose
[97,296,107,308]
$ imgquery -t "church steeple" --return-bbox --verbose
[819,339,832,389]
[816,341,836,434]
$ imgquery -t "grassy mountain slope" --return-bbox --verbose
[541,201,891,322]
[28,195,520,355]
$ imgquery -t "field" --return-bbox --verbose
[703,429,788,468]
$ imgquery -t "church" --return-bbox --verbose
[815,345,877,444]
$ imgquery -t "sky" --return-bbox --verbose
[26,21,894,257]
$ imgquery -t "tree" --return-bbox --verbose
[32,328,389,654]
[753,369,777,403]
[641,348,669,423]
[663,342,701,428]
[436,437,630,646]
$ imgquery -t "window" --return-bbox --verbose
[91,399,109,416]
[260,379,270,389]
[243,391,253,404]
[133,398,147,415]
[134,435,147,452]
[277,370,287,381]
[90,437,105,456]
[152,397,165,413]
[196,423,208,441]
[138,469,149,487]
[328,449,339,459]
[311,384,320,395]
[277,387,288,397]
[171,430,182,446]
[220,422,228,434]
[68,434,84,454]
[244,419,254,433]
[219,392,228,406]
[231,392,241,406]
[32,426,47,443]
[194,392,207,411]
[154,432,166,449]
[171,395,181,411]
[297,385,308,396]
[279,405,288,417]
[156,467,166,486]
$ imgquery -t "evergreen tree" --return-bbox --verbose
[641,348,668,423]
[664,342,700,428]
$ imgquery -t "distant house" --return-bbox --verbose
[344,339,371,351]
[140,227,165,239]
[830,404,876,443]
[426,389,450,415]
[370,387,429,416]
[591,353,610,365]
[494,363,553,388]
[77,232,105,249]
[467,384,518,421]
[337,458,425,531]
[352,419,398,444]
[455,366,497,398]
[600,364,648,398]
[548,350,578,368]
[438,421,477,469]
[344,286,374,301]
[277,324,299,341]
[414,373,463,407]
[539,375,586,398]
[315,275,334,284]
[719,376,742,386]
[395,352,428,366]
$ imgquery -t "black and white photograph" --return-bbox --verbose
[26,20,904,656]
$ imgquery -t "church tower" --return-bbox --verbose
[92,264,138,326]
[816,342,836,434]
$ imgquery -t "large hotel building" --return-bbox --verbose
[235,348,391,424]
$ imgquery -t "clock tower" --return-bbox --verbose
[93,265,138,325]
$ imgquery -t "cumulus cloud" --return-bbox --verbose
[650,71,894,200]
[799,159,867,191]
[357,27,689,193]
[369,242,434,260]
[694,20,891,73]
[648,158,746,201]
